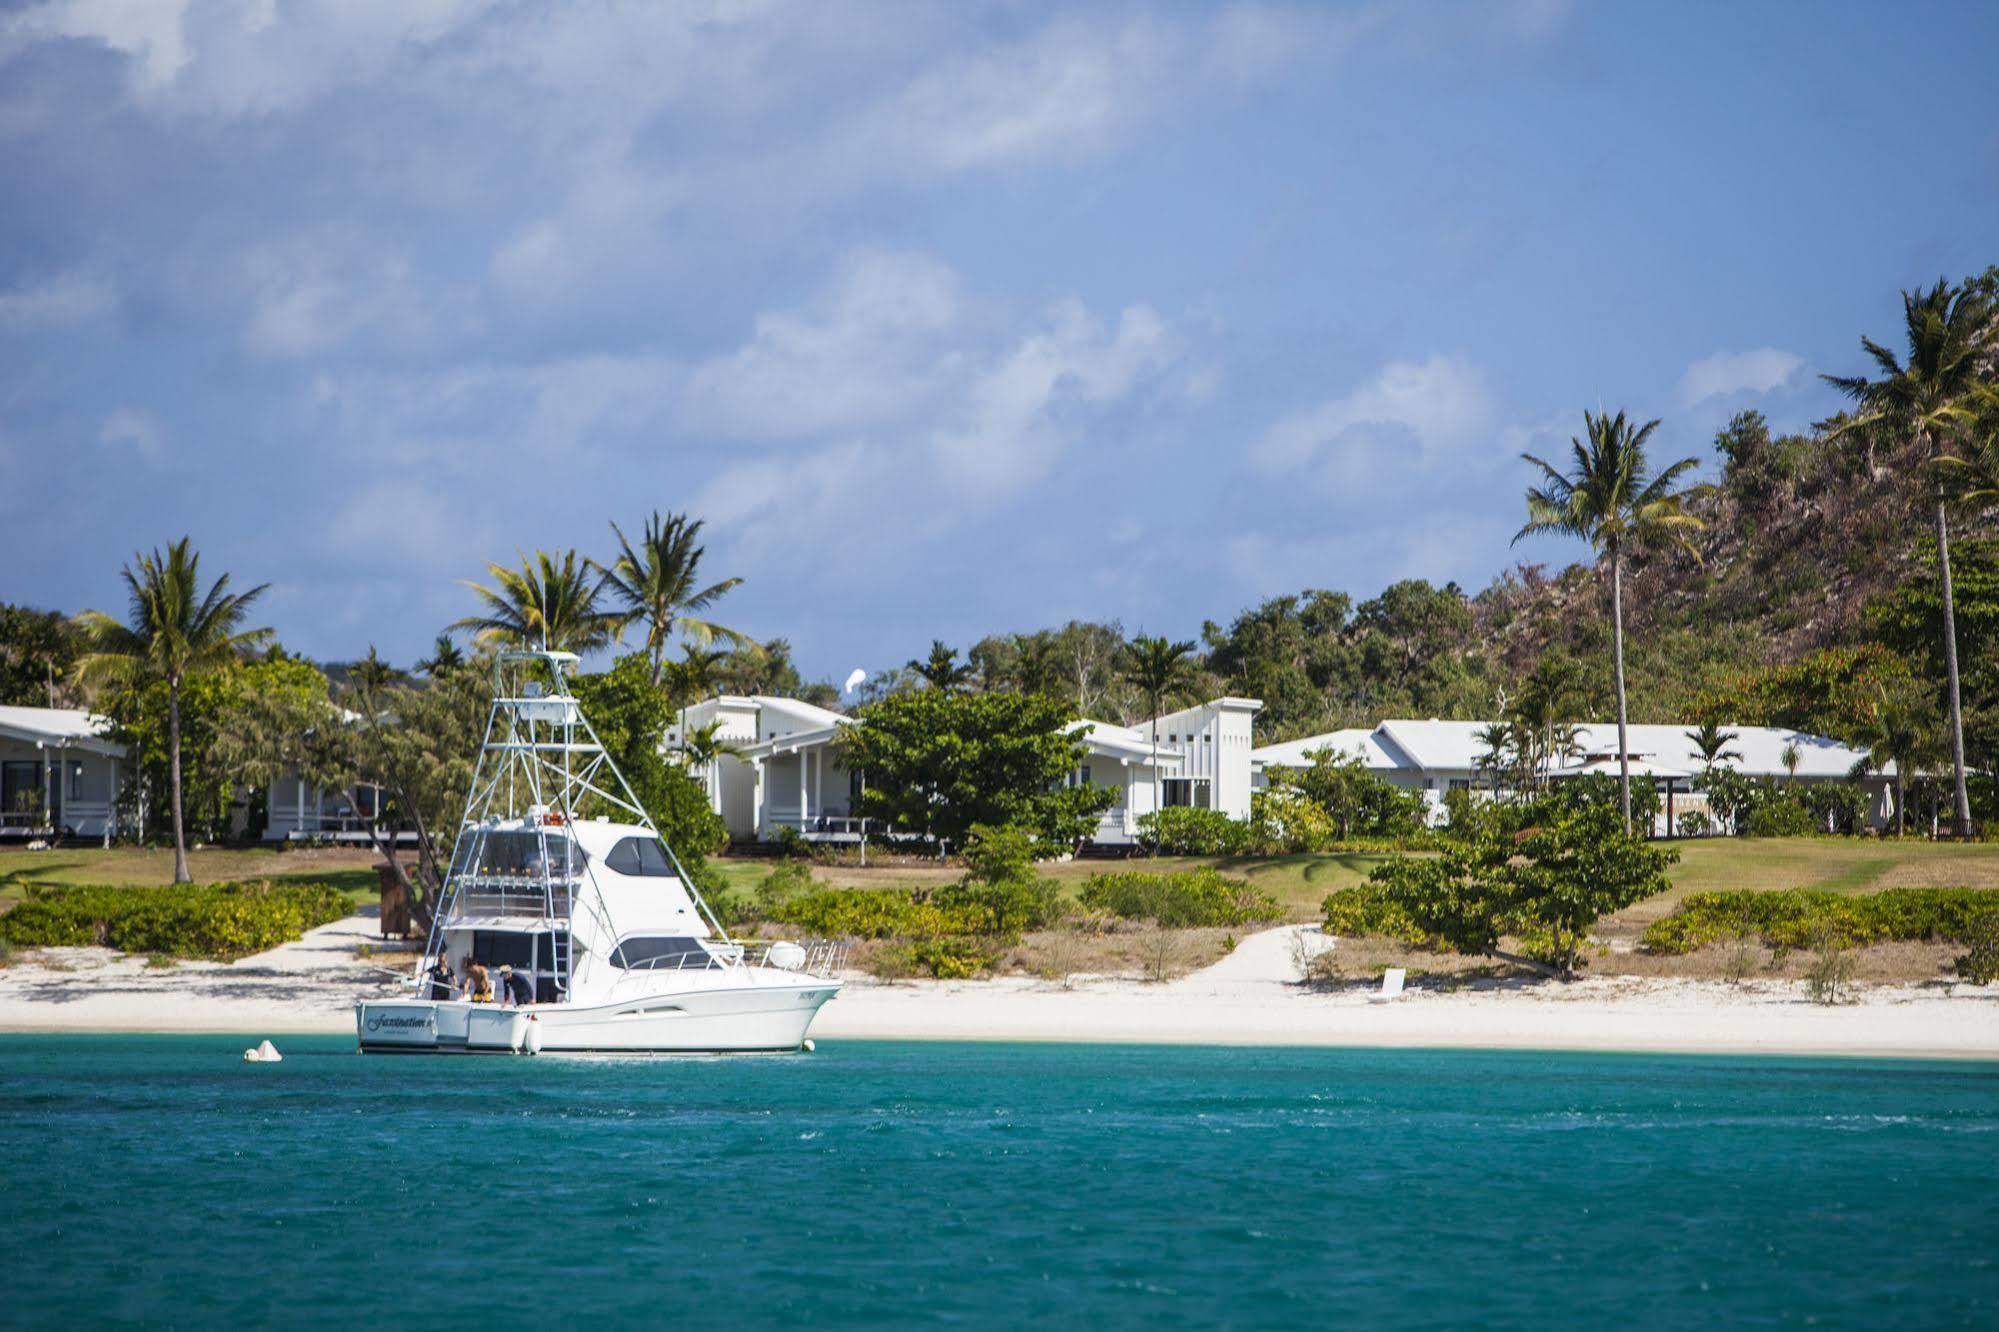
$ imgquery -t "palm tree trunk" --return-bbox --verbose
[1610,544,1632,835]
[168,675,190,884]
[1934,496,1973,836]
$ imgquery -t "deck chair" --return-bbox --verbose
[1368,967,1406,1004]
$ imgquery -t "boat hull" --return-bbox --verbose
[357,977,840,1054]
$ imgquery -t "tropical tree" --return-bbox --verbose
[1825,280,1998,836]
[909,641,976,691]
[1685,721,1742,773]
[454,549,619,654]
[414,634,464,676]
[595,512,748,686]
[75,539,269,882]
[1473,721,1512,797]
[1122,635,1199,824]
[1516,410,1706,831]
[1846,678,1942,837]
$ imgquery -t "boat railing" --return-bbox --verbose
[614,938,850,978]
[449,875,575,920]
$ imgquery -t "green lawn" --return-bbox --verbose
[0,845,385,911]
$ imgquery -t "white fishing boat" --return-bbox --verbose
[356,649,843,1054]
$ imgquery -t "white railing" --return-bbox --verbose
[614,938,850,978]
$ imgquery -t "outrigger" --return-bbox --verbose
[356,649,843,1054]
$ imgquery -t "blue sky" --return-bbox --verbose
[2,0,1995,689]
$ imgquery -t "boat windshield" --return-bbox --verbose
[610,936,711,969]
[452,828,586,880]
[604,836,676,878]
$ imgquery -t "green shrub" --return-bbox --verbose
[1250,788,1336,853]
[931,877,1062,936]
[1677,811,1712,838]
[1320,883,1426,942]
[1743,797,1818,838]
[1077,869,1279,928]
[1642,888,1999,955]
[908,937,999,979]
[1135,807,1253,856]
[1956,910,1999,985]
[0,881,351,961]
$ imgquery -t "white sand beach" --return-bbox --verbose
[2,916,1995,1058]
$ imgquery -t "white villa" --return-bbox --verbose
[667,694,1263,847]
[0,706,127,842]
[1252,719,1894,831]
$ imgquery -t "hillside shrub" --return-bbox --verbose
[1642,888,1999,955]
[1077,869,1280,928]
[1136,807,1253,856]
[0,881,350,961]
[930,878,1062,936]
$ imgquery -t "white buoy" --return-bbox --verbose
[524,1016,544,1055]
[242,1039,282,1063]
[801,1038,815,1053]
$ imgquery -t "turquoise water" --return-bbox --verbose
[2,1037,1995,1329]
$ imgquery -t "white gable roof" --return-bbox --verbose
[0,706,123,756]
[1256,719,1882,781]
[1251,727,1392,770]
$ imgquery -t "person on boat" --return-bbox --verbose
[498,964,534,1007]
[424,954,457,1001]
[465,958,493,1003]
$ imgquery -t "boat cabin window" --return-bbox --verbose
[453,829,586,879]
[609,936,710,970]
[470,930,535,969]
[605,836,676,878]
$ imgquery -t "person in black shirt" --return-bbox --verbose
[425,953,456,1001]
[499,964,534,1007]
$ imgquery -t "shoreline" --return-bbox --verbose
[3,917,1996,1060]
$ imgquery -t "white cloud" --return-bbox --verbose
[1676,347,1805,407]
[98,407,166,461]
[680,251,965,440]
[242,228,462,359]
[1251,354,1495,476]
[0,268,114,330]
[932,298,1179,494]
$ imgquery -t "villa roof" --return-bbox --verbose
[0,706,124,757]
[1255,719,1884,781]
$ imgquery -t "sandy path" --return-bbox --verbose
[2,918,1996,1058]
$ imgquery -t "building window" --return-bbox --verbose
[1162,779,1213,809]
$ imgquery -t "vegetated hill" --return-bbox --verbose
[1471,409,1943,726]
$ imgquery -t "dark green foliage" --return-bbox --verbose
[1277,749,1430,839]
[0,881,350,960]
[0,603,85,707]
[1077,869,1280,928]
[1742,798,1818,838]
[1642,888,1999,955]
[837,690,1115,849]
[1135,807,1253,856]
[1955,911,1999,984]
[1689,644,1913,737]
[570,653,728,861]
[931,878,1062,936]
[1370,800,1676,979]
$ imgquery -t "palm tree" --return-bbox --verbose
[1516,410,1706,831]
[454,549,619,654]
[75,539,269,882]
[414,634,463,676]
[1685,721,1742,773]
[1472,721,1512,798]
[1847,680,1941,837]
[596,512,748,686]
[676,718,746,809]
[1780,741,1801,785]
[1122,635,1198,827]
[1825,280,1998,836]
[909,641,975,691]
